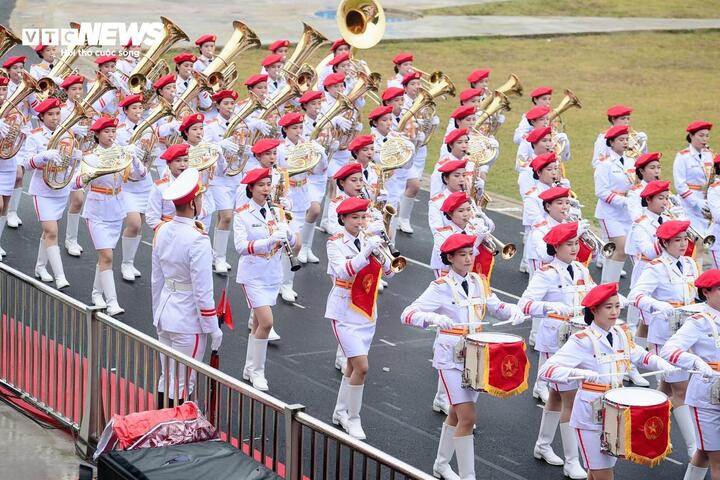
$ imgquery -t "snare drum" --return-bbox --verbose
[670,303,705,333]
[462,332,527,393]
[601,387,669,458]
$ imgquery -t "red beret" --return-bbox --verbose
[694,269,720,290]
[451,105,476,120]
[348,135,374,153]
[526,106,551,122]
[467,69,490,83]
[269,39,290,52]
[34,44,48,53]
[634,152,662,169]
[687,121,713,133]
[95,55,117,65]
[543,222,579,247]
[605,124,629,140]
[211,89,238,103]
[179,113,204,133]
[330,39,349,52]
[440,233,476,254]
[656,220,690,241]
[174,52,196,65]
[2,56,25,69]
[530,152,557,172]
[278,112,303,127]
[581,283,619,309]
[153,73,176,90]
[444,128,469,145]
[119,94,143,108]
[261,54,284,68]
[0,77,8,86]
[459,88,483,103]
[323,72,346,88]
[251,138,281,155]
[34,98,61,114]
[640,180,670,199]
[392,53,413,65]
[245,74,268,87]
[438,159,468,173]
[336,197,370,216]
[241,167,272,185]
[382,87,404,102]
[526,126,552,144]
[368,105,393,121]
[334,162,363,180]
[607,104,633,117]
[299,90,323,104]
[160,143,190,162]
[530,86,552,98]
[539,186,571,202]
[715,154,720,165]
[195,34,216,46]
[89,116,118,132]
[401,71,422,86]
[59,74,85,90]
[328,52,351,67]
[441,191,470,213]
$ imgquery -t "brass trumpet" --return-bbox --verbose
[665,197,715,247]
[483,234,517,260]
[568,214,616,257]
[360,227,406,273]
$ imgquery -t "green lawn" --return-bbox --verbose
[423,0,720,18]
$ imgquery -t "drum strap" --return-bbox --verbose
[697,312,720,349]
[587,326,632,388]
[445,273,487,327]
[659,256,697,303]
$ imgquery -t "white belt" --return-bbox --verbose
[165,279,192,292]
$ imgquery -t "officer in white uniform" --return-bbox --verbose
[592,105,648,169]
[152,167,223,407]
[707,154,720,268]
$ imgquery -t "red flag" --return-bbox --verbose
[216,289,234,330]
[623,401,672,466]
[685,240,695,258]
[473,244,496,282]
[577,239,593,266]
[350,257,382,320]
[482,340,529,398]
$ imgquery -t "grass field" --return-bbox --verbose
[423,0,720,19]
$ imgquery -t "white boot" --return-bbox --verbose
[91,264,106,308]
[432,376,450,415]
[64,213,82,256]
[332,376,350,426]
[121,236,141,280]
[301,221,319,263]
[560,422,587,479]
[626,364,650,387]
[345,383,366,440]
[242,334,255,381]
[100,269,124,316]
[433,423,460,480]
[533,410,564,466]
[529,317,540,347]
[683,464,709,480]
[388,214,399,242]
[319,200,330,232]
[600,258,625,284]
[453,435,475,480]
[247,310,253,330]
[280,255,297,302]
[250,336,269,391]
[46,245,69,289]
[0,216,6,258]
[334,345,347,374]
[398,194,414,234]
[212,228,230,273]
[35,241,53,282]
[532,353,549,403]
[6,188,22,227]
[674,405,698,458]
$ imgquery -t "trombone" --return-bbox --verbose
[567,214,616,257]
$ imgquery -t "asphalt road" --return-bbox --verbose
[0,181,688,480]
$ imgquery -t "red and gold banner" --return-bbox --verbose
[473,244,496,282]
[623,401,672,466]
[577,239,593,266]
[482,340,529,398]
[685,240,695,258]
[351,257,382,320]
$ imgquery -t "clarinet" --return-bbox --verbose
[266,195,301,271]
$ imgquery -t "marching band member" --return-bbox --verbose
[626,152,662,221]
[401,233,525,480]
[349,134,379,200]
[193,34,216,73]
[592,105,648,168]
[366,104,396,194]
[116,94,156,281]
[519,222,592,479]
[234,166,297,391]
[673,121,713,261]
[628,220,700,458]
[387,52,414,89]
[114,39,141,87]
[179,113,216,230]
[263,54,286,99]
[29,44,57,79]
[708,154,720,268]
[0,76,21,258]
[91,55,121,117]
[268,39,290,58]
[661,269,720,480]
[241,74,273,136]
[594,124,633,284]
[317,39,351,87]
[78,117,145,315]
[22,98,78,288]
[466,69,490,98]
[327,162,364,236]
[328,197,395,440]
[525,186,572,275]
[381,86,404,120]
[428,159,470,230]
[516,125,556,200]
[152,167,223,407]
[445,94,482,135]
[150,73,179,175]
[174,52,211,112]
[146,143,190,231]
[430,128,470,198]
[538,282,677,479]
[514,86,552,145]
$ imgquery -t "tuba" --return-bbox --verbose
[44,101,93,189]
[282,23,328,81]
[36,22,86,102]
[467,91,510,166]
[127,97,176,151]
[205,21,261,90]
[77,144,134,185]
[405,72,455,147]
[75,71,117,152]
[625,128,647,161]
[0,71,40,159]
[0,25,21,78]
[223,94,265,176]
[331,68,381,148]
[547,89,581,156]
[336,0,385,49]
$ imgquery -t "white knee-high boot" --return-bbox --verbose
[0,215,6,257]
[453,435,475,480]
[673,405,698,458]
[212,228,230,272]
[242,334,255,381]
[399,194,414,221]
[532,353,549,402]
[433,375,449,415]
[7,188,22,227]
[64,213,82,256]
[250,336,269,391]
[279,255,296,301]
[600,258,625,284]
[534,410,563,465]
[299,221,319,263]
[334,345,347,373]
[683,464,708,480]
[99,269,124,316]
[345,383,366,440]
[433,423,460,480]
[332,375,350,426]
[46,245,69,288]
[560,422,587,479]
[92,264,106,308]
[35,240,53,281]
[121,235,142,272]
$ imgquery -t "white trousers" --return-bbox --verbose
[157,330,207,400]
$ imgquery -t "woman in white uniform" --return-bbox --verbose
[707,154,720,268]
[0,76,22,258]
[661,269,720,480]
[430,128,470,198]
[625,152,662,222]
[538,282,677,479]
[234,167,296,391]
[145,144,191,231]
[387,52,414,89]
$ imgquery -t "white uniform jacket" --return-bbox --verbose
[22,125,78,198]
[522,181,551,227]
[708,180,720,252]
[430,222,489,273]
[430,153,471,198]
[673,145,713,235]
[592,131,648,169]
[526,215,561,269]
[593,150,632,223]
[624,210,665,288]
[513,114,531,145]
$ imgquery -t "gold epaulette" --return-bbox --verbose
[235,203,250,213]
[194,220,207,235]
[31,127,43,134]
[680,148,690,154]
[435,225,452,232]
[430,192,445,201]
[328,232,344,241]
[154,177,169,186]
[433,278,447,285]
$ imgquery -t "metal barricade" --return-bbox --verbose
[0,262,432,479]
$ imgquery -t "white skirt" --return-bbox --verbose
[599,217,631,239]
[576,428,617,470]
[0,169,15,196]
[438,367,479,406]
[240,282,280,309]
[32,195,68,222]
[85,218,123,250]
[123,189,150,214]
[211,184,236,211]
[691,406,720,451]
[307,177,326,203]
[331,319,375,358]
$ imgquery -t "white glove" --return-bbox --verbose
[488,137,499,149]
[474,222,491,241]
[636,131,648,142]
[431,115,440,127]
[555,132,568,142]
[279,196,292,210]
[270,229,288,244]
[653,301,675,318]
[277,222,291,236]
[508,308,526,326]
[655,357,680,375]
[415,131,426,144]
[578,219,591,235]
[694,358,716,377]
[428,314,454,330]
[220,138,239,155]
[247,118,272,136]
[474,177,485,193]
[570,368,602,383]
[0,119,9,138]
[333,116,352,132]
[543,302,574,316]
[210,329,223,351]
[368,220,385,235]
[167,120,181,133]
[42,149,62,166]
[72,124,88,137]
[361,236,383,258]
[329,139,340,152]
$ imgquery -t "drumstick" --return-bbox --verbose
[688,369,720,377]
[492,315,531,327]
[567,370,665,381]
[427,321,489,329]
